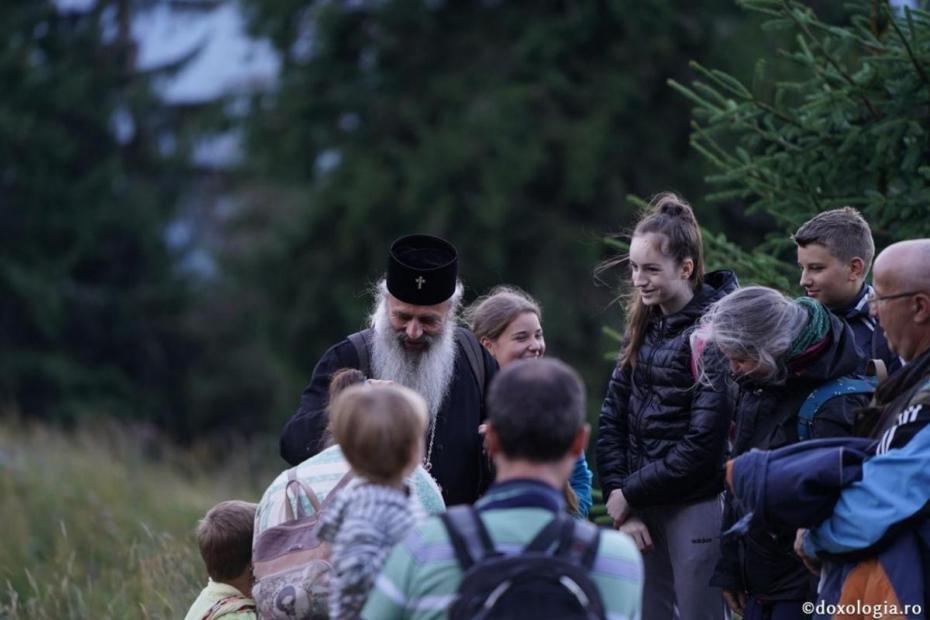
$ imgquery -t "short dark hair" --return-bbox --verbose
[793,207,875,272]
[196,500,257,583]
[487,358,585,462]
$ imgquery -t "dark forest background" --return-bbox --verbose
[3,0,927,441]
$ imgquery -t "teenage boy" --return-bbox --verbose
[794,207,900,374]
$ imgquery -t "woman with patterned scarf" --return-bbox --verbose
[696,287,870,620]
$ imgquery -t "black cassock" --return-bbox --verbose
[279,330,497,506]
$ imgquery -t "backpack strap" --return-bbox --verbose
[523,515,600,571]
[455,327,486,398]
[797,377,877,441]
[523,514,570,554]
[867,358,888,384]
[347,329,373,378]
[200,594,256,620]
[282,468,354,521]
[284,466,320,520]
[319,471,355,509]
[440,506,496,570]
[564,520,601,570]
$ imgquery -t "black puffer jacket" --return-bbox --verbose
[597,270,738,508]
[710,313,868,601]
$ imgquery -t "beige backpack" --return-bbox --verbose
[252,468,353,619]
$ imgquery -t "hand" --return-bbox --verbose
[365,379,394,387]
[605,489,631,527]
[794,528,822,575]
[619,516,653,552]
[722,589,747,616]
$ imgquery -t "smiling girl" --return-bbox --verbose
[466,285,593,517]
[596,193,736,620]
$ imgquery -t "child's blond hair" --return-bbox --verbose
[329,384,428,484]
[196,500,257,583]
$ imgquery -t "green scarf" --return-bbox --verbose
[786,296,831,360]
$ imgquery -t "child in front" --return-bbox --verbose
[316,382,428,620]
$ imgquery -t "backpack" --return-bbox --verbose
[200,595,256,620]
[439,506,607,620]
[252,468,354,620]
[797,376,877,441]
[347,326,487,395]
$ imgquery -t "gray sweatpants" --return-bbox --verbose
[637,495,728,620]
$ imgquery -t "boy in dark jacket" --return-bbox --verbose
[794,207,900,375]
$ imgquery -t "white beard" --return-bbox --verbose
[369,297,457,421]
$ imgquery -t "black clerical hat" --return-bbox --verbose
[387,234,458,305]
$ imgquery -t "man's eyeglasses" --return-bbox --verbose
[866,290,925,306]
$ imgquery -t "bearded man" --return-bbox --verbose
[279,234,498,505]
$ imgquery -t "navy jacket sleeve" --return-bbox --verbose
[596,363,633,500]
[280,340,359,465]
[622,349,733,508]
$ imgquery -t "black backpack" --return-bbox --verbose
[439,506,607,620]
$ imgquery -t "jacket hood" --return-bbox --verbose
[664,269,739,332]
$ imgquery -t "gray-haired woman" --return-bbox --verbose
[698,286,868,620]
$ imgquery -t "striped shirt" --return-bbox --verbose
[254,445,445,536]
[362,483,644,620]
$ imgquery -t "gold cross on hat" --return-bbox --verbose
[415,276,426,290]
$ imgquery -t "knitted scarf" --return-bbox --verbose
[786,297,831,362]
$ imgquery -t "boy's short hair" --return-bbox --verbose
[196,500,257,583]
[487,358,585,463]
[793,207,876,272]
[329,384,428,484]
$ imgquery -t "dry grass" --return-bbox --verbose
[0,419,280,619]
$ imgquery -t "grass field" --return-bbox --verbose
[0,419,279,619]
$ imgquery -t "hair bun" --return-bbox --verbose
[659,203,686,216]
[652,192,695,221]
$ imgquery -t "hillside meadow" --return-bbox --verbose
[0,420,279,619]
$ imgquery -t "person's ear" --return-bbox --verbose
[680,258,694,281]
[849,257,866,280]
[484,423,502,457]
[480,335,495,354]
[913,293,930,324]
[570,424,590,457]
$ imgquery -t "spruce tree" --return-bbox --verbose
[671,0,930,275]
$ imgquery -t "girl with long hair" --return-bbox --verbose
[596,193,735,620]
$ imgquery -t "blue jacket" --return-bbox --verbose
[725,437,873,536]
[727,378,930,618]
[570,453,593,518]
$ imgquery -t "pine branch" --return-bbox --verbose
[781,0,882,120]
[890,7,930,87]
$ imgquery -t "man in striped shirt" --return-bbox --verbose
[363,358,643,620]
